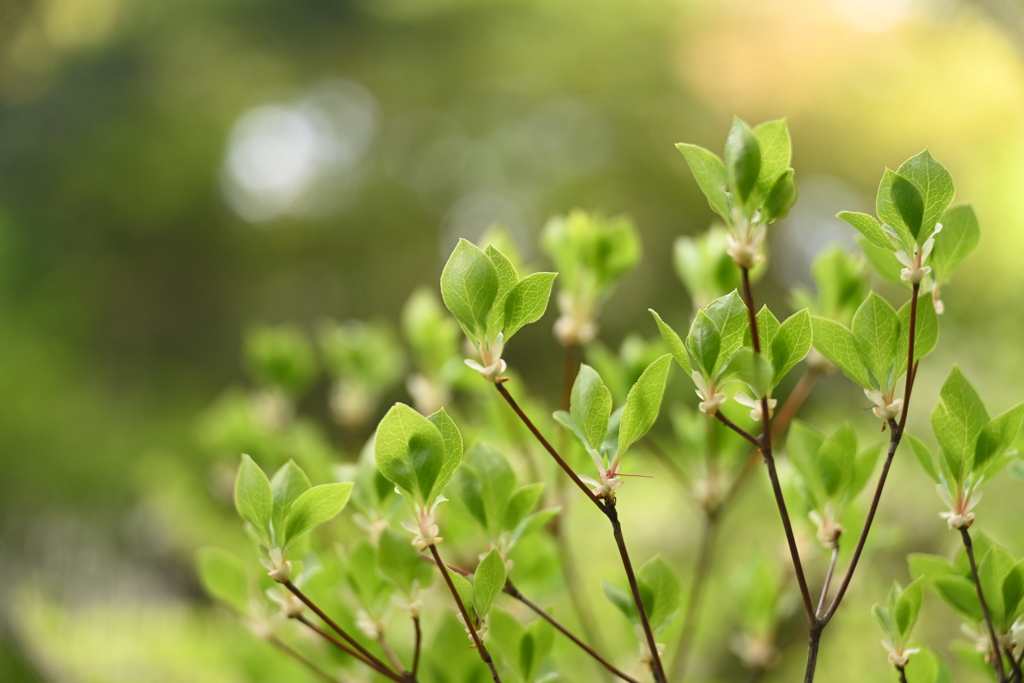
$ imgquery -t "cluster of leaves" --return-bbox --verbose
[541,210,641,345]
[440,239,557,381]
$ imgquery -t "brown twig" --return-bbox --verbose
[295,615,404,683]
[269,635,341,683]
[816,543,840,619]
[506,581,642,683]
[740,268,816,624]
[428,544,502,682]
[961,527,1008,682]
[412,616,422,680]
[284,581,399,680]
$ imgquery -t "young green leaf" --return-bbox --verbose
[725,118,761,204]
[893,579,923,641]
[704,291,749,364]
[838,211,893,251]
[752,118,791,193]
[930,366,989,483]
[282,482,353,544]
[932,575,985,623]
[602,580,639,623]
[816,423,857,500]
[375,403,447,505]
[763,169,797,222]
[427,407,464,500]
[450,571,476,620]
[687,311,721,378]
[973,402,1024,475]
[472,548,506,617]
[769,309,812,386]
[896,150,954,242]
[811,316,871,388]
[457,443,516,539]
[503,272,557,340]
[440,239,499,341]
[617,354,672,459]
[852,293,900,390]
[931,204,979,283]
[905,434,939,483]
[570,364,614,452]
[876,169,918,247]
[675,143,730,221]
[234,454,273,546]
[378,528,431,594]
[649,309,691,374]
[638,556,682,635]
[196,547,250,614]
[270,460,311,538]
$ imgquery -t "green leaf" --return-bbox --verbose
[196,547,249,614]
[755,305,781,360]
[676,143,730,221]
[817,423,857,500]
[440,239,499,341]
[905,434,939,483]
[974,402,1024,475]
[484,245,519,335]
[426,407,464,501]
[459,443,516,539]
[571,364,614,452]
[770,309,812,386]
[787,420,826,505]
[897,295,938,373]
[488,608,527,679]
[894,579,923,641]
[897,150,955,242]
[282,482,353,544]
[932,575,985,623]
[378,529,430,594]
[877,169,918,247]
[852,293,900,391]
[617,355,672,459]
[978,546,1014,627]
[763,169,797,222]
[472,549,506,617]
[375,403,447,505]
[909,553,958,585]
[503,272,557,340]
[1004,559,1024,622]
[872,604,894,639]
[449,571,476,620]
[753,119,791,192]
[931,366,989,483]
[931,204,979,283]
[688,311,721,378]
[705,291,749,365]
[602,580,638,623]
[234,454,273,546]
[503,482,545,533]
[838,211,892,251]
[721,347,773,398]
[725,117,761,205]
[810,316,871,388]
[270,460,311,539]
[638,556,682,635]
[852,444,882,497]
[649,309,691,374]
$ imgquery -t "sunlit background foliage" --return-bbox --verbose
[3,0,1024,680]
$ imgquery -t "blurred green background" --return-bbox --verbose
[2,0,1024,680]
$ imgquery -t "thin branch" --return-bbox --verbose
[494,378,665,681]
[816,543,840,619]
[713,411,760,447]
[606,500,668,683]
[269,635,341,683]
[428,544,502,682]
[669,514,717,681]
[412,616,422,680]
[897,665,909,683]
[961,527,1008,682]
[296,615,405,683]
[822,284,922,625]
[506,581,641,683]
[377,633,409,680]
[494,380,605,510]
[740,267,816,624]
[284,581,399,680]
